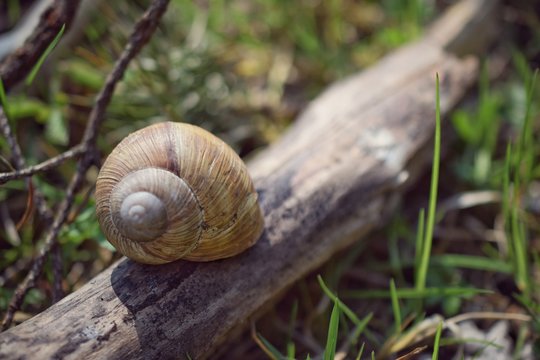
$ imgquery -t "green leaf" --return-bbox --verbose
[355,343,365,360]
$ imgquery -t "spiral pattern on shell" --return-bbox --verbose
[95,122,264,265]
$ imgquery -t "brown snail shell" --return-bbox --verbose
[95,122,264,265]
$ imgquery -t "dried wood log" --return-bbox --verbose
[0,0,500,358]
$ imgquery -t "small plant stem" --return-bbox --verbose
[431,321,443,360]
[390,278,402,334]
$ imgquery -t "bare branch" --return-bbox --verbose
[0,145,85,184]
[0,108,25,169]
[0,106,53,222]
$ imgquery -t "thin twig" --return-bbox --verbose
[80,0,171,147]
[0,108,25,169]
[0,0,171,331]
[0,145,85,184]
[0,108,52,222]
[0,257,32,288]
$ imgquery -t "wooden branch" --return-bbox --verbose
[0,0,500,358]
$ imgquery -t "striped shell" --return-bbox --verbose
[95,122,264,265]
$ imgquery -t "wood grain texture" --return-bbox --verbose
[0,0,499,358]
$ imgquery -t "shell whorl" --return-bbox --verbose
[118,190,167,242]
[107,167,203,259]
[95,122,264,265]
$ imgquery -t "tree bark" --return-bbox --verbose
[0,0,500,358]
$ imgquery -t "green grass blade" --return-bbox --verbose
[318,275,361,324]
[318,275,373,347]
[516,69,538,185]
[324,300,340,360]
[0,78,7,112]
[502,143,517,266]
[416,73,441,291]
[363,254,513,275]
[513,324,528,359]
[390,278,402,333]
[510,70,537,295]
[286,300,298,360]
[26,24,66,86]
[345,287,492,299]
[351,313,373,345]
[355,342,365,360]
[286,338,295,358]
[414,208,425,285]
[511,206,528,292]
[432,321,443,360]
[430,254,512,273]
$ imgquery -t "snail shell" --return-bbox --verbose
[95,122,264,265]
